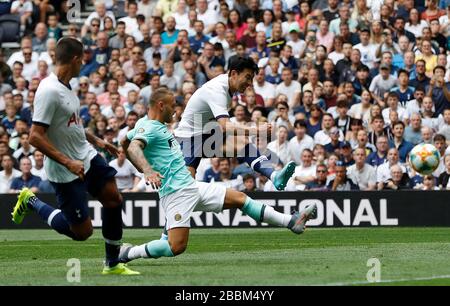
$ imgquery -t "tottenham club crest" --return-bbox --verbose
[175,213,182,221]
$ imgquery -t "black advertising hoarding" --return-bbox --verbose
[1,191,450,229]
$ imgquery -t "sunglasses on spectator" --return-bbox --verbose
[92,24,100,27]
[132,51,142,55]
[80,83,88,86]
[23,52,32,56]
[181,52,190,55]
[278,107,287,110]
[317,169,327,173]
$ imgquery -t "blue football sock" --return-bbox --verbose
[102,204,123,267]
[29,197,75,239]
[237,143,274,179]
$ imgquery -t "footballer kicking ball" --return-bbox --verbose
[409,143,441,175]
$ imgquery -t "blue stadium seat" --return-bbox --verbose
[0,14,20,43]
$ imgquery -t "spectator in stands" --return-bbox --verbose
[9,156,40,193]
[242,174,257,192]
[327,161,359,191]
[203,158,221,183]
[253,67,276,107]
[404,113,423,145]
[314,113,344,145]
[324,126,343,154]
[347,148,376,190]
[376,148,406,190]
[288,149,316,191]
[288,119,314,166]
[382,164,411,190]
[109,146,140,192]
[389,121,414,163]
[0,154,21,193]
[82,0,116,37]
[304,164,329,191]
[267,125,290,165]
[31,22,48,54]
[367,135,389,167]
[10,0,33,34]
[426,66,450,115]
[12,132,34,161]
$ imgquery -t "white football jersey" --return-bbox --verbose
[175,74,232,138]
[32,73,97,183]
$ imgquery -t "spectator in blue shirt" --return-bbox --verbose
[80,47,99,77]
[390,69,415,107]
[389,121,414,163]
[367,135,389,167]
[161,16,179,46]
[203,158,221,183]
[9,156,41,193]
[188,20,210,55]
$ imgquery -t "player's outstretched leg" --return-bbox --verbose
[225,189,317,234]
[11,188,76,239]
[236,143,296,190]
[119,227,188,263]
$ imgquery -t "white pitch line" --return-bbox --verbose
[315,274,450,286]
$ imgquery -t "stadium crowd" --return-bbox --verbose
[1,0,450,193]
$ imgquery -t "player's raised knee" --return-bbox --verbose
[170,242,187,256]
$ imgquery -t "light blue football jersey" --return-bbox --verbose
[127,118,195,197]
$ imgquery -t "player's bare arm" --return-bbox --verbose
[120,137,144,173]
[29,124,85,180]
[85,129,119,157]
[127,139,164,189]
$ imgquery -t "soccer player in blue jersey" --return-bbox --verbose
[119,88,317,262]
[174,57,296,191]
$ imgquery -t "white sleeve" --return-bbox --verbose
[207,91,230,119]
[32,87,57,126]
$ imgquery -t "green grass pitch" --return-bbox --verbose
[1,227,450,286]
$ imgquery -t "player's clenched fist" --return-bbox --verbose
[144,171,165,190]
[66,160,85,180]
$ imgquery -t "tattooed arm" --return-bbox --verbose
[127,139,164,189]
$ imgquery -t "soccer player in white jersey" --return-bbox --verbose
[118,88,317,262]
[11,37,139,275]
[174,57,296,190]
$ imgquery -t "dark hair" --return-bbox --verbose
[127,110,139,118]
[387,92,399,100]
[337,99,349,108]
[117,21,126,27]
[294,119,307,128]
[392,121,405,129]
[55,37,83,65]
[371,115,384,123]
[397,69,409,78]
[357,64,370,72]
[228,9,243,28]
[433,65,446,74]
[228,57,258,75]
[434,133,446,142]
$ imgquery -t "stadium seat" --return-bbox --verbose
[0,14,20,43]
